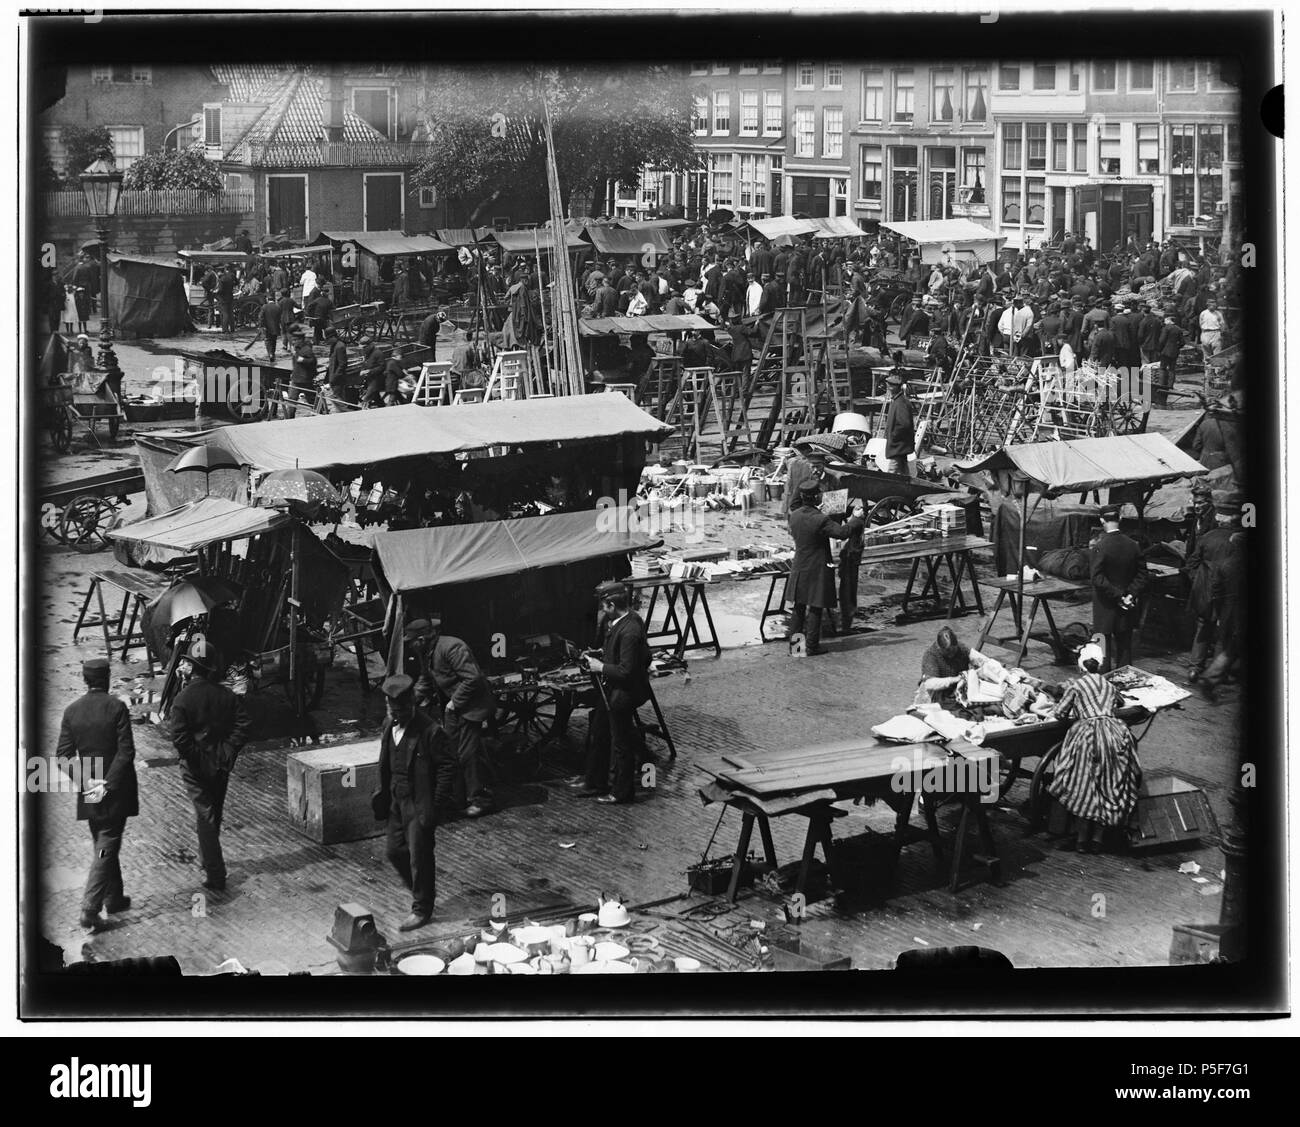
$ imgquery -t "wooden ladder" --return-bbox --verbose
[752,307,820,451]
[485,349,529,401]
[411,361,454,406]
[707,368,754,455]
[671,367,712,465]
[644,355,682,419]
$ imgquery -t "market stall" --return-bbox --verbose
[879,218,1005,268]
[314,230,456,306]
[104,252,191,339]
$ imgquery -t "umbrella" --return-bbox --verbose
[153,576,240,626]
[166,446,241,476]
[256,468,340,509]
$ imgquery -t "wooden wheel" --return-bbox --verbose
[889,292,911,324]
[1027,739,1064,829]
[1110,398,1144,434]
[59,494,116,553]
[492,685,561,772]
[225,372,270,422]
[40,501,67,543]
[868,495,916,526]
[49,410,73,453]
[997,755,1024,802]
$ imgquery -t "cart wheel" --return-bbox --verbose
[1110,398,1143,435]
[1027,740,1064,829]
[997,755,1024,802]
[107,415,120,442]
[50,411,74,453]
[225,372,270,423]
[868,496,915,526]
[40,501,68,543]
[889,293,911,324]
[493,686,560,772]
[59,494,116,553]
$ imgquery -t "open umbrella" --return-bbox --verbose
[166,446,241,476]
[153,576,240,626]
[256,468,340,509]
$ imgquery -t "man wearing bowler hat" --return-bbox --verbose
[1089,505,1149,672]
[786,482,866,656]
[56,657,139,932]
[169,641,250,892]
[882,366,915,477]
[403,617,496,817]
[371,674,457,930]
[1184,490,1242,682]
[569,581,651,804]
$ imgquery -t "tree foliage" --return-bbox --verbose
[52,125,114,187]
[411,66,696,224]
[121,148,224,191]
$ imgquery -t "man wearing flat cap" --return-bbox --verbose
[403,617,496,817]
[786,484,866,656]
[1090,505,1149,672]
[570,580,652,804]
[169,641,250,892]
[372,674,457,930]
[56,657,138,932]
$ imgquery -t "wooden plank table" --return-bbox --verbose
[975,574,1089,667]
[858,533,990,621]
[73,570,168,673]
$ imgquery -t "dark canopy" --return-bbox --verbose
[105,253,191,338]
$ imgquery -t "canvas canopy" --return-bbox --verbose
[809,217,868,239]
[579,314,714,336]
[583,226,673,256]
[492,229,589,253]
[105,252,191,337]
[316,230,452,256]
[880,219,1004,264]
[617,218,695,231]
[199,394,672,473]
[955,434,1208,499]
[260,244,334,258]
[437,228,487,246]
[373,508,661,593]
[744,216,820,240]
[108,496,290,552]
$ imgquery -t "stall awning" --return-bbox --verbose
[178,250,256,262]
[198,394,673,473]
[880,218,1003,246]
[437,228,480,246]
[744,216,820,240]
[809,217,868,239]
[316,230,452,256]
[954,434,1208,498]
[108,497,290,552]
[373,509,662,593]
[260,243,335,258]
[617,218,695,231]
[579,314,715,336]
[492,229,589,253]
[584,226,673,256]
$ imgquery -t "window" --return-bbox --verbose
[709,152,734,207]
[1199,124,1224,173]
[689,62,709,76]
[1170,124,1195,172]
[1001,176,1022,223]
[131,66,152,84]
[1003,122,1022,171]
[796,62,815,90]
[794,107,815,157]
[927,147,957,220]
[931,68,955,123]
[1168,173,1196,226]
[1068,61,1083,91]
[91,65,112,83]
[1033,64,1056,91]
[740,90,759,136]
[1072,122,1088,171]
[1026,122,1046,170]
[738,154,767,211]
[712,91,730,133]
[1130,61,1154,91]
[42,127,66,177]
[1206,59,1239,90]
[203,105,223,154]
[418,186,438,208]
[1168,123,1227,224]
[1093,61,1116,92]
[1098,122,1121,174]
[692,95,708,136]
[861,68,883,122]
[860,145,883,202]
[107,126,144,170]
[1026,178,1046,226]
[739,61,758,74]
[711,61,730,75]
[999,64,1020,91]
[353,88,394,138]
[1137,124,1159,173]
[890,146,918,221]
[823,107,843,158]
[1051,123,1068,171]
[1168,61,1196,92]
[892,69,914,123]
[92,65,151,84]
[824,62,843,90]
[832,177,848,217]
[763,90,783,135]
[961,147,985,202]
[964,67,988,122]
[762,59,782,73]
[1227,122,1241,162]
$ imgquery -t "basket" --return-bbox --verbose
[123,399,164,423]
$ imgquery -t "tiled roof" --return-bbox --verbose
[223,70,415,168]
[209,63,288,104]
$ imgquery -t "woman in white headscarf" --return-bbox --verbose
[1046,643,1142,853]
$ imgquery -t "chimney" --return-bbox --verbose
[323,65,345,141]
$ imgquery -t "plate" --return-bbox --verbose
[484,943,528,965]
[594,941,629,962]
[396,954,445,976]
[572,960,636,975]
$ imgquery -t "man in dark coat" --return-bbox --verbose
[371,674,457,930]
[882,367,915,476]
[56,657,138,931]
[287,335,318,416]
[1184,494,1239,680]
[594,278,618,318]
[1090,506,1149,671]
[759,272,782,315]
[358,337,387,408]
[276,288,297,339]
[383,344,407,405]
[1137,303,1164,365]
[418,309,441,357]
[309,284,335,344]
[1156,317,1185,404]
[679,330,710,370]
[260,290,282,362]
[169,643,250,891]
[1109,301,1140,371]
[216,265,237,332]
[786,483,866,656]
[403,617,495,817]
[325,328,352,407]
[1199,530,1246,702]
[730,323,754,382]
[1089,321,1118,367]
[570,581,652,804]
[899,295,930,346]
[750,240,774,282]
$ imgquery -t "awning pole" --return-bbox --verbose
[1015,474,1029,640]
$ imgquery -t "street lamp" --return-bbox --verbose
[79,158,124,389]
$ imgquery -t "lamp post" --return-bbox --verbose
[79,158,124,387]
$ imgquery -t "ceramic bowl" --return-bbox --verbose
[484,942,528,965]
[396,954,445,976]
[594,941,629,962]
[447,953,476,976]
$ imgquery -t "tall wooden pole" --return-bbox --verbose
[540,91,584,396]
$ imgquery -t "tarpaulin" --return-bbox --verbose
[108,496,289,552]
[373,508,661,593]
[105,253,192,338]
[437,228,480,246]
[316,230,453,256]
[579,314,714,336]
[492,229,589,252]
[879,218,1003,264]
[259,244,335,258]
[955,434,1207,498]
[809,216,868,239]
[583,226,673,256]
[742,216,820,240]
[617,218,695,231]
[135,436,249,516]
[198,394,672,473]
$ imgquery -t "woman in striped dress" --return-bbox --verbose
[1048,644,1142,853]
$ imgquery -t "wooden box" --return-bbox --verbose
[1127,775,1219,851]
[286,739,383,844]
[1169,923,1230,965]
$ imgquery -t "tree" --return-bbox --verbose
[411,66,696,226]
[122,148,223,192]
[56,125,114,186]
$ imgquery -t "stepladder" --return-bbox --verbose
[410,361,454,406]
[707,369,754,455]
[484,350,530,401]
[669,367,712,464]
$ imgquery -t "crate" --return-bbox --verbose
[766,929,852,971]
[687,857,752,895]
[1169,923,1230,965]
[286,739,383,844]
[1127,775,1219,851]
